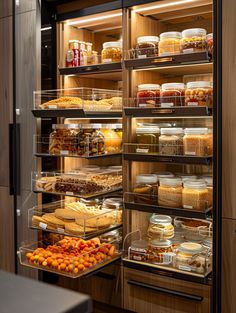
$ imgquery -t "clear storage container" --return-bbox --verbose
[100,124,122,153]
[147,214,174,240]
[137,84,160,107]
[202,176,213,208]
[148,239,174,265]
[160,83,185,107]
[182,180,209,211]
[136,36,159,58]
[185,81,213,107]
[159,128,183,155]
[128,240,149,262]
[207,33,213,59]
[133,174,158,204]
[158,177,182,208]
[181,28,207,53]
[159,32,181,56]
[136,125,160,153]
[101,41,122,63]
[183,128,212,156]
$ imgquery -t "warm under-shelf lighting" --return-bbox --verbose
[67,13,122,26]
[41,26,52,31]
[134,0,198,13]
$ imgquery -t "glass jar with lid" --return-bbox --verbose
[159,128,184,155]
[92,51,99,64]
[207,33,213,59]
[182,180,209,211]
[133,174,158,204]
[159,32,182,56]
[181,28,207,53]
[147,214,174,240]
[148,239,174,265]
[79,41,88,66]
[183,128,212,156]
[128,240,149,262]
[201,176,213,208]
[185,81,213,107]
[160,83,185,107]
[136,36,159,58]
[100,124,122,153]
[136,125,160,154]
[176,242,205,273]
[137,84,160,107]
[101,41,122,63]
[158,177,182,208]
[102,197,123,210]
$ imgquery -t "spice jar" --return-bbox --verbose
[77,124,105,156]
[136,36,159,58]
[137,84,160,107]
[128,240,149,262]
[202,176,213,208]
[147,214,174,240]
[176,242,204,272]
[101,41,122,63]
[159,128,183,155]
[148,239,174,265]
[160,83,185,107]
[207,33,213,59]
[133,174,158,204]
[181,28,207,53]
[158,177,182,208]
[159,32,181,56]
[183,128,212,156]
[136,125,160,154]
[185,81,213,107]
[182,180,209,211]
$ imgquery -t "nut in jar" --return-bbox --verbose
[185,81,213,107]
[181,28,207,53]
[147,239,174,265]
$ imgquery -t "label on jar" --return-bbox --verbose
[187,102,198,106]
[160,103,174,108]
[48,105,57,109]
[183,204,193,209]
[66,191,74,196]
[39,222,47,230]
[182,48,194,54]
[136,148,149,153]
[102,58,113,63]
[163,253,173,264]
[60,150,69,155]
[138,103,148,108]
[138,55,147,59]
[57,228,65,234]
[132,255,143,261]
[185,151,196,156]
[178,265,192,272]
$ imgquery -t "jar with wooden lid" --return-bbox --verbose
[101,41,122,63]
[181,28,207,53]
[185,81,213,107]
[160,83,185,107]
[183,128,212,156]
[159,128,183,155]
[158,177,182,208]
[137,84,160,107]
[133,174,158,204]
[136,36,159,58]
[147,214,174,240]
[182,180,209,211]
[159,32,181,56]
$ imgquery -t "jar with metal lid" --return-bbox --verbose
[176,242,204,273]
[181,28,207,53]
[159,128,184,155]
[160,83,185,107]
[159,32,182,56]
[201,176,213,208]
[182,180,209,211]
[128,240,149,262]
[183,128,212,156]
[185,81,213,107]
[148,239,174,265]
[49,124,80,155]
[100,124,122,153]
[147,214,174,240]
[101,41,122,63]
[136,126,160,154]
[137,84,161,107]
[158,177,182,208]
[136,36,159,58]
[133,174,158,204]
[207,33,213,59]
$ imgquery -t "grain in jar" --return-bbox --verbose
[136,36,159,58]
[159,32,181,56]
[158,177,182,208]
[133,174,158,204]
[136,125,160,153]
[182,180,209,211]
[137,84,160,107]
[147,214,174,240]
[202,176,213,208]
[181,28,207,53]
[101,41,122,63]
[185,81,213,107]
[159,128,183,155]
[183,128,212,156]
[160,83,185,107]
[148,239,174,265]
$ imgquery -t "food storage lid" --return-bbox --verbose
[153,172,175,180]
[178,174,198,182]
[183,179,207,189]
[108,165,122,171]
[160,32,182,40]
[103,41,122,49]
[136,126,160,134]
[52,124,80,130]
[137,36,159,44]
[150,214,172,225]
[136,174,158,184]
[131,239,148,250]
[161,82,185,90]
[160,127,183,135]
[102,124,122,130]
[159,177,182,187]
[206,33,213,39]
[182,28,207,38]
[69,40,79,43]
[80,123,102,129]
[150,239,172,248]
[178,242,203,254]
[102,197,123,209]
[186,81,212,89]
[201,175,213,187]
[138,84,160,91]
[184,127,208,135]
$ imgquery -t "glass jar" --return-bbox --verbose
[136,125,160,154]
[79,41,88,66]
[147,214,174,240]
[185,81,213,107]
[77,124,105,156]
[100,125,122,153]
[207,33,213,59]
[128,240,149,262]
[158,177,182,208]
[202,176,213,208]
[92,51,99,64]
[182,180,209,211]
[181,28,207,53]
[137,84,160,107]
[102,197,123,210]
[183,128,212,156]
[136,36,159,58]
[148,239,174,265]
[176,242,204,273]
[160,83,185,107]
[133,174,158,204]
[159,32,181,56]
[67,40,80,67]
[159,128,183,155]
[101,41,122,63]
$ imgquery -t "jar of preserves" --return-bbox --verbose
[183,128,212,156]
[185,81,213,107]
[182,180,209,211]
[133,174,158,204]
[100,124,122,153]
[202,176,213,208]
[147,214,174,240]
[137,84,161,107]
[136,36,159,58]
[176,242,204,273]
[207,33,213,59]
[77,124,105,156]
[101,41,122,63]
[148,239,174,265]
[159,32,181,56]
[181,28,207,53]
[159,128,184,155]
[160,83,185,107]
[158,177,182,208]
[136,125,160,153]
[128,240,149,262]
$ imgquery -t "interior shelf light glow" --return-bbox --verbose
[134,0,198,13]
[67,13,122,26]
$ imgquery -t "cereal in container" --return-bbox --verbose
[159,128,183,155]
[158,177,182,208]
[183,128,212,157]
[182,180,209,211]
[159,32,181,56]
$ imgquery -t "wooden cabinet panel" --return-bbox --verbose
[0,1,12,18]
[123,267,211,313]
[16,0,36,14]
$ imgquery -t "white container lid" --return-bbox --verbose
[150,214,172,225]
[201,175,213,187]
[69,40,79,43]
[80,123,102,129]
[178,242,203,254]
[179,174,197,182]
[182,28,207,38]
[52,124,80,130]
[103,41,122,49]
[108,165,122,171]
[138,84,160,91]
[136,126,160,134]
[153,172,174,180]
[183,179,207,189]
[102,124,122,130]
[160,31,182,40]
[136,174,157,184]
[150,239,172,248]
[159,177,182,187]
[160,127,183,135]
[161,83,185,90]
[186,81,212,89]
[207,33,213,39]
[184,128,208,135]
[137,36,159,44]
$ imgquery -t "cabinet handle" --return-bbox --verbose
[151,57,173,63]
[9,123,21,195]
[151,109,175,114]
[127,280,203,302]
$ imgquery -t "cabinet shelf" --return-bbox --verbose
[35,152,122,159]
[59,62,122,76]
[32,109,122,119]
